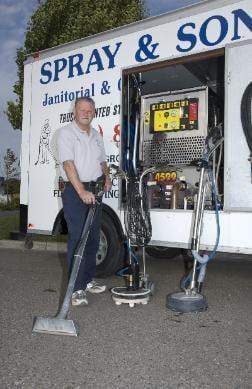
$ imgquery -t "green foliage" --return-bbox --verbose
[3,148,19,205]
[4,178,20,195]
[0,196,20,211]
[0,214,19,239]
[5,100,22,130]
[6,0,147,130]
[4,148,18,178]
[5,49,26,129]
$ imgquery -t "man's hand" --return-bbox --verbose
[79,190,96,204]
[104,176,112,192]
[63,161,96,204]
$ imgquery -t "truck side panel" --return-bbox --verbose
[21,0,251,245]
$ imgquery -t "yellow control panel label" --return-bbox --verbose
[150,98,198,133]
[154,109,180,131]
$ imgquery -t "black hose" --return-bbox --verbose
[241,82,252,152]
[125,177,152,247]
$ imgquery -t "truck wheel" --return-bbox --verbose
[24,236,33,250]
[146,246,181,259]
[95,211,124,277]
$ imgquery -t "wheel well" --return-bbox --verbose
[101,203,125,242]
[52,204,125,241]
[52,208,68,235]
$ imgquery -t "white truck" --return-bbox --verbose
[20,0,252,276]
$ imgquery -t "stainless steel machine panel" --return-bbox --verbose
[140,87,208,166]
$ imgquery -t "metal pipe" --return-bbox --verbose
[191,166,206,250]
[190,166,207,291]
[171,181,186,209]
[142,246,146,277]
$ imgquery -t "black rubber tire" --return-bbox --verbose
[146,246,182,259]
[95,211,124,277]
[166,291,208,313]
[24,236,33,250]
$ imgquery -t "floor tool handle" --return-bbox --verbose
[57,205,98,319]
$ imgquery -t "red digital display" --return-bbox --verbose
[189,102,198,121]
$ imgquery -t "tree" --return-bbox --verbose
[4,179,20,196]
[3,148,19,205]
[6,0,147,130]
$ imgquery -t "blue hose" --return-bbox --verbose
[116,241,139,277]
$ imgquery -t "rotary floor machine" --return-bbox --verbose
[166,125,224,313]
[32,176,105,336]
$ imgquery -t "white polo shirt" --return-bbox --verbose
[57,121,106,182]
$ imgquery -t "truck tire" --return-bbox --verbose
[95,211,124,277]
[146,246,181,259]
[24,236,33,250]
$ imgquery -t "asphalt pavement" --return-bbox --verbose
[0,246,251,389]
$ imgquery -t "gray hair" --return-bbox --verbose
[74,97,95,109]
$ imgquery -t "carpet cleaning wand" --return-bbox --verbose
[32,176,105,336]
[166,125,223,313]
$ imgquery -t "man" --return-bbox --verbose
[57,97,112,306]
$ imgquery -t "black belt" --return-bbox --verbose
[64,181,96,187]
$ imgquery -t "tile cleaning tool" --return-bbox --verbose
[166,125,224,313]
[32,176,105,336]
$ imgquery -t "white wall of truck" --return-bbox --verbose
[20,0,252,253]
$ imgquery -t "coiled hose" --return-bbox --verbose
[124,177,152,247]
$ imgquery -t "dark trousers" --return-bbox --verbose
[62,183,101,292]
